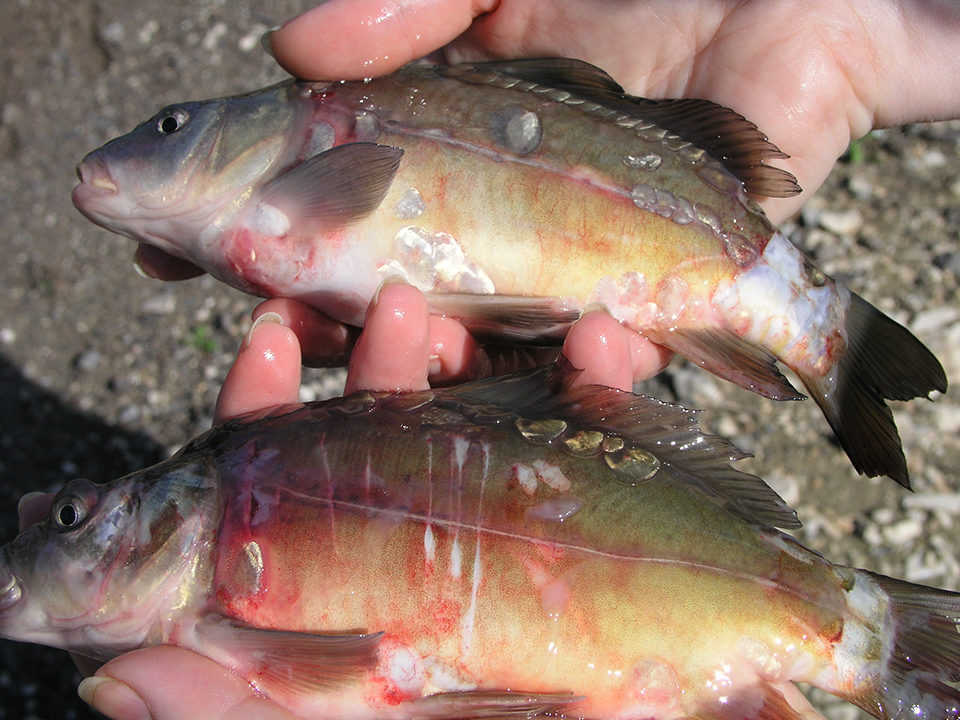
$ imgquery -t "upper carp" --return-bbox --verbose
[71,58,947,485]
[2,368,959,720]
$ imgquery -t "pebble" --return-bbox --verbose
[142,292,176,315]
[74,349,102,372]
[881,514,926,545]
[817,208,863,236]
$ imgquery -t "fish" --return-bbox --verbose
[2,367,959,720]
[71,58,947,485]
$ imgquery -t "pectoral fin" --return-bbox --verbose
[426,293,582,343]
[412,689,583,719]
[257,142,403,233]
[196,614,382,699]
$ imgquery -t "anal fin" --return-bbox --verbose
[426,293,582,344]
[690,681,825,720]
[412,689,584,719]
[654,327,805,401]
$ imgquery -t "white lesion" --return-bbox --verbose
[385,226,495,294]
[513,460,572,495]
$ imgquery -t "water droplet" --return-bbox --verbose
[562,429,604,457]
[516,417,568,445]
[526,497,583,522]
[623,153,662,171]
[491,105,542,155]
[605,447,661,485]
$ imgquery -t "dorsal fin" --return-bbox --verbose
[448,363,800,529]
[459,58,801,198]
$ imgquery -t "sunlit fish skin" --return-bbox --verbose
[2,369,959,720]
[72,58,946,485]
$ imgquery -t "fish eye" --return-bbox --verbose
[156,107,189,136]
[49,479,99,531]
[52,497,87,529]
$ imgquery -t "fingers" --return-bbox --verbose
[213,313,302,423]
[133,244,205,281]
[345,282,431,393]
[252,298,356,368]
[269,0,492,80]
[561,309,673,391]
[17,492,53,531]
[79,646,298,720]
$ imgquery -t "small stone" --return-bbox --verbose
[817,208,863,236]
[142,292,176,315]
[75,349,102,372]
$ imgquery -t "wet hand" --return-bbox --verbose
[216,284,671,416]
[78,647,300,720]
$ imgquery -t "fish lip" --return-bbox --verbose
[73,155,118,197]
[0,570,22,613]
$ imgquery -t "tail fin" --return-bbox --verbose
[856,571,960,720]
[798,292,946,487]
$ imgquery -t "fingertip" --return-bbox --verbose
[270,0,478,80]
[627,332,674,382]
[345,282,430,393]
[252,298,355,367]
[427,315,484,385]
[214,314,302,423]
[78,675,149,720]
[561,311,633,392]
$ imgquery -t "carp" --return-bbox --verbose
[71,58,947,484]
[2,369,959,719]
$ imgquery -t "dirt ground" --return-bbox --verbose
[0,2,957,719]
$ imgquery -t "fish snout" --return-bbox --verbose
[73,153,118,199]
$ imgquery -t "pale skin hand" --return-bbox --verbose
[70,1,960,716]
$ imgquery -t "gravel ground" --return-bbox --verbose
[0,2,957,719]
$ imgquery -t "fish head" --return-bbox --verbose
[72,82,303,261]
[0,459,219,658]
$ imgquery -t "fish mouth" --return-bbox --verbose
[72,154,119,215]
[74,157,118,194]
[0,568,22,613]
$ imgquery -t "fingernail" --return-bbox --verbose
[17,492,45,517]
[582,302,609,315]
[132,257,152,280]
[78,676,151,720]
[240,311,284,352]
[372,275,407,306]
[259,27,279,57]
